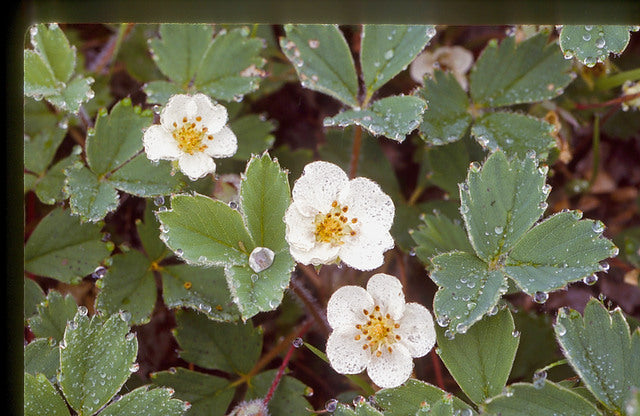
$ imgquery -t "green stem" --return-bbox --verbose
[304,342,376,397]
[537,359,568,374]
[595,68,640,90]
[588,114,600,190]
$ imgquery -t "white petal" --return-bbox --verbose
[340,177,394,231]
[326,326,371,375]
[178,152,216,181]
[366,342,413,388]
[366,273,405,320]
[326,285,374,329]
[284,203,316,252]
[161,94,198,128]
[292,161,349,215]
[203,125,237,158]
[339,224,394,271]
[142,125,181,161]
[409,51,436,84]
[193,93,228,134]
[435,46,474,74]
[396,303,436,358]
[288,242,340,266]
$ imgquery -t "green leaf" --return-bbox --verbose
[24,49,61,96]
[194,27,266,101]
[24,124,66,175]
[148,23,214,86]
[59,312,138,416]
[108,153,185,197]
[324,95,426,142]
[411,212,473,269]
[504,211,617,294]
[470,33,573,107]
[245,370,314,415]
[271,144,314,183]
[24,97,61,137]
[173,309,262,374]
[85,98,154,176]
[459,150,546,264]
[554,298,640,413]
[24,339,60,380]
[360,25,435,95]
[99,385,187,416]
[24,373,70,416]
[435,308,519,404]
[161,263,241,322]
[34,150,80,205]
[143,80,185,105]
[627,388,640,416]
[431,251,508,335]
[119,24,165,82]
[471,111,556,158]
[240,153,290,251]
[28,290,78,341]
[95,251,156,325]
[482,381,602,416]
[64,163,120,223]
[136,200,169,261]
[281,24,359,108]
[151,367,234,416]
[510,310,560,381]
[24,278,45,320]
[157,193,254,267]
[24,207,111,282]
[29,23,75,83]
[46,75,95,114]
[230,115,276,160]
[375,379,477,416]
[415,70,472,146]
[225,250,295,320]
[559,25,634,67]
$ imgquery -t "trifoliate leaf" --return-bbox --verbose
[24,207,111,282]
[160,263,241,322]
[505,211,617,294]
[482,381,602,416]
[24,124,66,175]
[360,25,435,95]
[156,193,255,267]
[324,95,426,142]
[281,24,359,108]
[173,309,262,374]
[45,75,95,114]
[470,33,573,108]
[245,370,314,415]
[471,111,556,158]
[151,367,234,416]
[554,298,640,414]
[28,290,78,341]
[435,308,519,404]
[59,311,138,416]
[431,251,508,337]
[95,251,156,325]
[559,25,635,67]
[24,339,60,380]
[24,373,70,416]
[148,23,214,87]
[415,70,472,146]
[194,27,266,102]
[85,98,153,177]
[375,379,477,416]
[98,385,187,416]
[64,163,120,223]
[35,150,80,205]
[411,212,473,269]
[460,150,546,264]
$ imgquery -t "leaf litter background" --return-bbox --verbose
[24,24,640,412]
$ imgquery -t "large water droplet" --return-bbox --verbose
[308,39,320,49]
[77,305,88,316]
[92,266,107,279]
[384,49,394,60]
[325,399,338,412]
[292,337,303,348]
[533,291,549,304]
[583,274,598,285]
[249,246,275,273]
[533,370,547,389]
[595,37,606,49]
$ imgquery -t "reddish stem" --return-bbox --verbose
[263,320,313,406]
[431,349,445,390]
[574,92,640,110]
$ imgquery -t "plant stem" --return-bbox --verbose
[88,23,134,74]
[349,125,363,179]
[290,275,331,334]
[574,92,640,110]
[595,67,640,90]
[431,349,445,390]
[588,114,600,190]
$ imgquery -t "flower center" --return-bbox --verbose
[171,116,214,155]
[313,201,357,246]
[355,305,401,357]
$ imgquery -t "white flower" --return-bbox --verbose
[621,80,640,112]
[325,273,436,388]
[143,93,237,180]
[284,161,395,271]
[409,46,474,90]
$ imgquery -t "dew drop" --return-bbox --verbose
[292,337,303,348]
[584,56,597,67]
[304,386,314,397]
[563,49,574,59]
[538,201,549,210]
[384,49,394,60]
[352,395,365,406]
[583,274,598,285]
[526,149,537,159]
[494,226,504,234]
[67,320,78,330]
[126,332,135,341]
[595,37,606,49]
[469,161,481,173]
[308,39,320,49]
[555,322,566,336]
[119,310,132,322]
[325,399,338,412]
[436,315,450,327]
[175,248,184,257]
[511,330,520,338]
[584,25,593,31]
[592,221,605,233]
[153,195,164,206]
[251,274,259,283]
[426,26,437,37]
[249,246,275,273]
[77,305,88,316]
[542,184,552,195]
[444,329,455,340]
[92,266,107,279]
[456,323,468,334]
[582,33,592,41]
[228,201,238,209]
[533,291,549,304]
[129,363,140,373]
[533,370,547,389]
[598,261,610,272]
